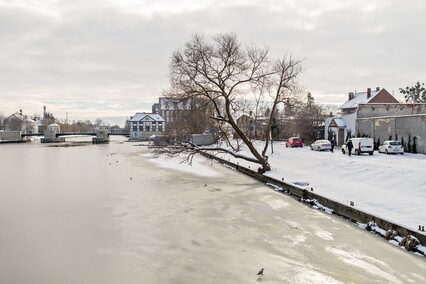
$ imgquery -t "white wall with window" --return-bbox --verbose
[129,113,165,140]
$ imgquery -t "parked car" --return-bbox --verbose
[378,140,404,154]
[310,139,332,151]
[286,137,303,147]
[341,137,374,155]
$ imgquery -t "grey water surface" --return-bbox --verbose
[0,138,425,283]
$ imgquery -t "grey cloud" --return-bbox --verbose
[0,0,425,119]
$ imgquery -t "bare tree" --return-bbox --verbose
[94,118,103,128]
[123,119,131,132]
[158,33,303,172]
[260,58,304,157]
[0,112,5,130]
[296,92,326,143]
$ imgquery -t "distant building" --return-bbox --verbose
[93,122,110,143]
[41,123,65,143]
[158,97,192,127]
[236,114,269,139]
[152,103,159,114]
[356,103,426,154]
[39,105,56,133]
[325,87,398,145]
[4,111,38,134]
[44,123,60,139]
[36,120,44,133]
[96,122,110,139]
[129,113,165,140]
[236,113,307,140]
[48,123,60,132]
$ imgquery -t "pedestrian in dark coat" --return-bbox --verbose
[330,138,336,153]
[346,139,354,156]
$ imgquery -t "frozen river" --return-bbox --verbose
[0,138,425,283]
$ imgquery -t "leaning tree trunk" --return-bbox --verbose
[225,99,271,171]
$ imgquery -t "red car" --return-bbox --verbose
[286,137,303,147]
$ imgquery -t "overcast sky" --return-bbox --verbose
[0,0,425,124]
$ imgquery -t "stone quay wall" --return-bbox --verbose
[200,151,426,247]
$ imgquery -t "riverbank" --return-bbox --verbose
[198,150,426,258]
[205,141,426,231]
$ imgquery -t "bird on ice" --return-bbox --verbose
[257,268,264,276]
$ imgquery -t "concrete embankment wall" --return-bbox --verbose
[41,137,65,143]
[200,152,426,246]
[0,131,21,142]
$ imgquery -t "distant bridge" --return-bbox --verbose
[21,131,129,137]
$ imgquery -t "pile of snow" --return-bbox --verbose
[265,183,283,192]
[301,198,334,215]
[357,221,425,257]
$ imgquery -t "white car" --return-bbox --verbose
[378,140,404,154]
[342,138,374,155]
[310,139,332,151]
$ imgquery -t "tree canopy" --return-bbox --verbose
[157,33,304,171]
[399,81,426,103]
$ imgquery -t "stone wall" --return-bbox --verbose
[0,131,21,141]
[44,130,57,139]
[96,130,109,140]
[190,134,216,145]
[357,103,426,118]
[129,130,163,140]
[357,115,426,154]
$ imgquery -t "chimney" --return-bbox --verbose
[367,88,371,99]
[349,92,354,100]
[376,87,380,91]
[43,106,46,118]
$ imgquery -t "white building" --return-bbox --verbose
[325,88,398,145]
[129,113,165,140]
[44,123,60,139]
[96,122,110,140]
[5,113,38,134]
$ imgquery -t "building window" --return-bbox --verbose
[145,126,150,131]
[133,125,137,131]
[158,125,163,131]
[152,125,156,132]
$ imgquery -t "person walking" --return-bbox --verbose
[330,138,336,153]
[346,139,353,156]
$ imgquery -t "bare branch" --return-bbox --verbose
[162,33,304,171]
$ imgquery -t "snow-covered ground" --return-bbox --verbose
[211,141,426,231]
